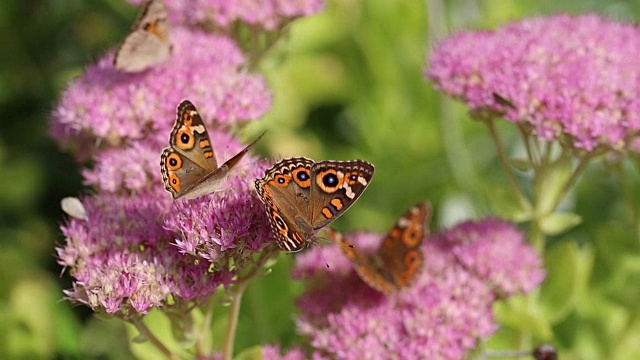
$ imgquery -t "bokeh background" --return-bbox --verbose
[2,0,640,358]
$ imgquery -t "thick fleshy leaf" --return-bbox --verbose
[540,241,594,322]
[540,212,582,236]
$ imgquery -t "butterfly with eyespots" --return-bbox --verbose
[326,202,432,295]
[255,157,375,252]
[160,100,265,199]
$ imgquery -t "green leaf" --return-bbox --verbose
[510,157,533,172]
[535,154,572,215]
[484,184,533,222]
[539,241,594,323]
[494,295,552,339]
[235,345,264,360]
[539,212,582,236]
[128,309,186,360]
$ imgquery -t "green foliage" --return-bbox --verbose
[2,0,640,358]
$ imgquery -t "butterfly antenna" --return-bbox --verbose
[320,246,330,269]
[312,234,331,269]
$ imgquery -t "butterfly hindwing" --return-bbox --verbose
[255,158,315,252]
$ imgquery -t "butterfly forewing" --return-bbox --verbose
[160,100,264,199]
[308,160,375,230]
[169,101,218,171]
[378,202,431,289]
[114,0,171,72]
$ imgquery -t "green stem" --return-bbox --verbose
[221,248,277,360]
[529,215,546,258]
[614,161,640,245]
[547,152,592,213]
[474,348,532,360]
[485,117,531,211]
[222,281,249,360]
[517,124,538,167]
[130,315,179,360]
[196,298,216,357]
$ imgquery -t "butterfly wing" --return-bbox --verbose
[377,202,431,289]
[255,157,316,252]
[328,202,432,295]
[114,0,171,72]
[160,100,217,199]
[326,228,397,295]
[176,131,266,199]
[308,160,374,230]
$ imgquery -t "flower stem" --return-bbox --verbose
[614,161,640,244]
[548,151,593,212]
[474,349,532,359]
[222,247,277,360]
[517,124,538,167]
[130,315,178,360]
[196,298,216,357]
[222,281,249,360]
[485,117,531,211]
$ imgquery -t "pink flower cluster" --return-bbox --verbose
[57,190,234,314]
[51,6,280,314]
[163,161,274,264]
[127,0,324,30]
[51,27,270,151]
[292,219,544,359]
[428,14,640,152]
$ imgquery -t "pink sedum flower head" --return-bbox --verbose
[440,218,545,297]
[163,159,275,265]
[293,219,544,360]
[127,0,325,31]
[82,140,161,193]
[262,345,307,360]
[51,26,271,151]
[57,139,272,314]
[428,14,640,152]
[57,189,229,314]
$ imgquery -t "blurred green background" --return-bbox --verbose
[2,0,640,359]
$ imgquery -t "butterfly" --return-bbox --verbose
[114,0,171,72]
[326,202,432,295]
[255,157,375,252]
[160,100,265,199]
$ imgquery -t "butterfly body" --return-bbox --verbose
[327,202,432,295]
[255,157,375,252]
[160,100,264,199]
[114,0,171,72]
